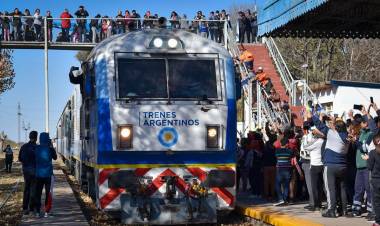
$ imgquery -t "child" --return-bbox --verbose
[367,132,380,226]
[274,137,294,206]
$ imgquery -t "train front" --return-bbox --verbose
[90,29,237,224]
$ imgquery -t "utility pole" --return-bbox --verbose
[44,16,49,133]
[17,102,21,145]
[22,120,31,143]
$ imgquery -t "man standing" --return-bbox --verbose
[19,131,38,215]
[74,5,89,42]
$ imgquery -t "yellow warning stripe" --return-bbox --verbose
[83,161,235,169]
[236,205,323,226]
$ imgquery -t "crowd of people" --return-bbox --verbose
[237,98,380,225]
[0,6,258,44]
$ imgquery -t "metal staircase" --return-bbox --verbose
[224,24,317,134]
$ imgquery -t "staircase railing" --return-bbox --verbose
[225,22,257,132]
[263,37,317,107]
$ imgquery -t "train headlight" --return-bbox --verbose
[153,38,163,48]
[206,125,219,148]
[118,125,133,149]
[167,38,178,48]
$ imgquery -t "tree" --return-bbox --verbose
[0,49,15,94]
[274,38,380,84]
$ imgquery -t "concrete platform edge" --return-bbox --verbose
[236,204,324,226]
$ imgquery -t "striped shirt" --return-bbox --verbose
[275,147,293,168]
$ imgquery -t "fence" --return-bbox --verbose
[0,16,228,45]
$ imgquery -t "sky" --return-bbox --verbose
[0,0,256,143]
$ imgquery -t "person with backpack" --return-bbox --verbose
[3,144,13,173]
[34,132,57,217]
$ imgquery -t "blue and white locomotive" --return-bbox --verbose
[56,27,239,224]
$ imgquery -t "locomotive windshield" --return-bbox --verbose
[168,59,217,99]
[117,58,168,98]
[117,56,218,100]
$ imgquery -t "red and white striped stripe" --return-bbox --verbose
[97,166,235,210]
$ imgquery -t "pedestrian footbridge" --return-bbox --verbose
[0,41,95,51]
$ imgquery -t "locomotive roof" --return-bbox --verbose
[88,29,231,60]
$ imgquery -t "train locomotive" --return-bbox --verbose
[56,26,239,224]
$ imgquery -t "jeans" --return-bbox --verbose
[116,26,125,34]
[22,172,36,211]
[13,25,21,41]
[353,168,372,213]
[275,168,292,201]
[34,24,41,40]
[34,177,52,213]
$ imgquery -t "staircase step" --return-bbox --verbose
[243,43,303,127]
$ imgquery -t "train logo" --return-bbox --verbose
[158,127,178,147]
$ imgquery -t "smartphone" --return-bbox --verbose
[353,104,363,110]
[371,96,374,104]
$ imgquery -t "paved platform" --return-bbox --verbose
[20,167,88,226]
[236,193,373,226]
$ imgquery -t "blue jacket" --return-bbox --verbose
[312,115,349,166]
[35,133,57,178]
[19,142,37,175]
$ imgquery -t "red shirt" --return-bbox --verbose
[60,12,72,29]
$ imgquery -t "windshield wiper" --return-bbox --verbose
[197,95,213,105]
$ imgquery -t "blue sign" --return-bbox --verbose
[158,127,179,148]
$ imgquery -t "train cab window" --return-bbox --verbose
[117,58,168,98]
[168,59,218,99]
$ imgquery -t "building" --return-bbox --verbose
[311,80,380,117]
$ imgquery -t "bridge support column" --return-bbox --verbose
[44,17,49,133]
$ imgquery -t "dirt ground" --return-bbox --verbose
[0,160,24,226]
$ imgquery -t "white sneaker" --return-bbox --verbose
[274,200,285,206]
[44,212,48,218]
